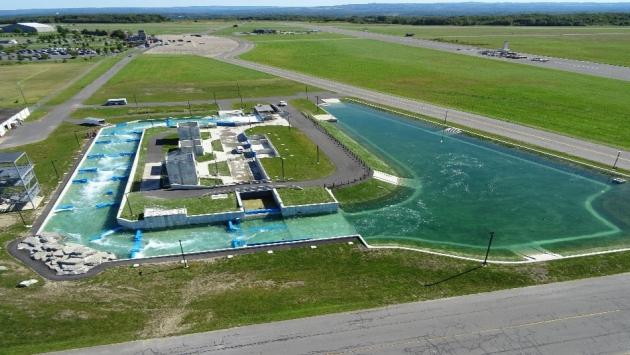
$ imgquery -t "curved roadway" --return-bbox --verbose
[215,38,630,171]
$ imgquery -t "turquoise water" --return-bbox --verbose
[325,102,630,257]
[42,119,356,259]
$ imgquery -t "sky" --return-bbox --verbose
[3,0,630,11]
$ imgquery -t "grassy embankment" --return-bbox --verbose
[245,125,335,181]
[86,55,309,105]
[332,23,630,67]
[276,186,335,205]
[120,192,239,220]
[243,38,630,149]
[6,236,630,353]
[290,99,404,206]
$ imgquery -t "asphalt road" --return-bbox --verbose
[55,271,630,354]
[216,39,630,171]
[305,23,630,82]
[0,49,143,148]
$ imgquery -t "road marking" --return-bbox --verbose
[330,309,622,354]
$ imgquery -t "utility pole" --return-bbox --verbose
[51,160,59,180]
[133,94,139,108]
[179,240,189,268]
[188,100,192,116]
[444,110,449,125]
[482,232,495,266]
[281,158,285,180]
[316,145,320,163]
[16,209,26,226]
[73,131,80,147]
[316,95,320,113]
[613,151,621,169]
[16,82,27,105]
[305,85,309,101]
[125,192,134,217]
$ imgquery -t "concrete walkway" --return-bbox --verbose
[215,39,630,171]
[0,49,144,148]
[305,23,630,82]
[54,271,630,354]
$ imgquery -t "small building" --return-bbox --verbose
[254,104,276,121]
[0,39,18,45]
[2,23,55,34]
[177,121,201,140]
[165,151,199,186]
[252,29,277,35]
[127,30,148,44]
[0,108,30,137]
[0,151,42,212]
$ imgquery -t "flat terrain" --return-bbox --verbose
[0,61,93,108]
[5,231,630,354]
[245,125,335,181]
[120,192,239,220]
[331,24,630,67]
[68,271,630,355]
[68,21,228,35]
[87,54,307,104]
[146,35,239,57]
[242,38,630,148]
[276,186,335,205]
[215,21,351,42]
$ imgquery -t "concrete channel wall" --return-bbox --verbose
[272,188,339,217]
[117,192,245,230]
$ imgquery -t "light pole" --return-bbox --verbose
[125,192,134,218]
[613,151,621,169]
[50,160,59,180]
[179,239,189,268]
[482,232,495,266]
[281,158,285,180]
[73,131,81,147]
[16,82,27,104]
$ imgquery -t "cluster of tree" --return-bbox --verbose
[5,14,168,24]
[335,13,630,27]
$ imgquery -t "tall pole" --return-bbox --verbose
[612,151,621,169]
[17,82,27,105]
[316,145,320,163]
[133,94,139,108]
[215,160,218,175]
[16,209,26,226]
[316,95,320,113]
[444,110,449,125]
[179,239,189,268]
[305,85,309,101]
[125,192,134,217]
[188,100,192,116]
[51,160,59,179]
[73,131,80,147]
[483,232,495,266]
[281,158,285,180]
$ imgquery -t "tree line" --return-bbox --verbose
[4,14,168,24]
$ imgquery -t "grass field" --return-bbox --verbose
[120,192,239,220]
[216,21,351,42]
[243,38,630,148]
[277,186,335,205]
[71,104,218,122]
[245,125,335,181]
[333,178,401,207]
[0,61,93,108]
[329,23,630,66]
[87,55,307,104]
[68,21,229,35]
[7,229,630,353]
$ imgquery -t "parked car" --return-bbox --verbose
[278,101,287,107]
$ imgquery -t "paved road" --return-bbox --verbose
[216,39,630,171]
[305,23,630,82]
[56,271,630,354]
[0,50,143,148]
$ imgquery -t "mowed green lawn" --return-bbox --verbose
[330,23,630,67]
[245,125,335,181]
[87,55,307,104]
[243,38,630,148]
[0,61,93,108]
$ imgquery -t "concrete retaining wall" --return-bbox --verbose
[272,188,339,217]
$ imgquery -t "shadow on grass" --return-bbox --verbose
[424,265,484,287]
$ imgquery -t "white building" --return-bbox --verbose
[2,23,55,34]
[0,108,30,137]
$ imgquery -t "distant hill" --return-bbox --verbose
[2,3,630,18]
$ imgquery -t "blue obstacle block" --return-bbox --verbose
[227,220,240,232]
[231,238,247,248]
[95,140,111,144]
[72,178,88,184]
[129,230,143,259]
[55,204,75,212]
[105,190,114,196]
[87,154,105,159]
[79,167,98,173]
[95,202,118,209]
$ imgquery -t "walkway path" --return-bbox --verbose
[305,23,630,82]
[143,101,371,199]
[0,49,144,148]
[215,39,630,171]
[55,271,630,354]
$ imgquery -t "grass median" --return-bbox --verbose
[120,192,239,220]
[277,186,335,206]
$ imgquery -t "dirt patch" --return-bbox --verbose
[147,35,239,58]
[0,214,18,228]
